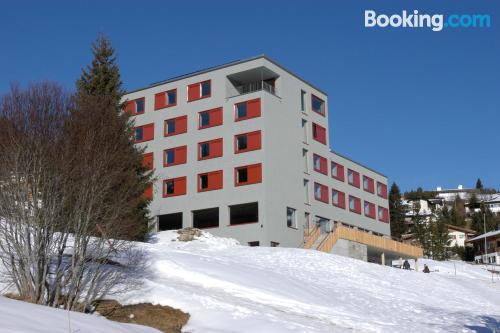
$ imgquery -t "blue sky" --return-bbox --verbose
[1,1,498,192]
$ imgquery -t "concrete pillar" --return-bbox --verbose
[415,259,419,272]
[399,257,403,268]
[381,253,385,266]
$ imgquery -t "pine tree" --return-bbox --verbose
[449,195,466,227]
[431,208,451,260]
[411,203,431,257]
[471,205,498,234]
[389,182,407,239]
[475,178,483,190]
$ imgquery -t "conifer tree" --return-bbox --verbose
[449,195,466,227]
[431,208,451,260]
[475,178,483,190]
[389,182,407,239]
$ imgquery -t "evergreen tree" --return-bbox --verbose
[389,182,407,239]
[475,178,483,190]
[411,202,432,257]
[470,205,498,234]
[431,208,451,260]
[449,195,466,227]
[74,35,153,240]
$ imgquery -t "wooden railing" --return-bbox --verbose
[317,225,423,257]
[302,226,320,249]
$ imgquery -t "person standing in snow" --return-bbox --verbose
[423,264,430,273]
[403,260,410,270]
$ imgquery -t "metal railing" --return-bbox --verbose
[235,81,276,96]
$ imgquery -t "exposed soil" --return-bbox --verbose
[93,299,190,333]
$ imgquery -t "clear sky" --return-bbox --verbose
[1,0,498,192]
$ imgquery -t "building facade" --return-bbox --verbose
[123,56,390,248]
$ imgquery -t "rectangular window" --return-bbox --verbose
[197,170,223,192]
[364,201,376,219]
[347,169,360,188]
[235,163,262,186]
[248,241,260,247]
[301,90,306,112]
[378,206,389,223]
[198,107,223,129]
[311,95,325,116]
[363,176,375,193]
[349,195,361,214]
[314,182,328,203]
[234,130,261,153]
[163,145,187,167]
[230,202,258,225]
[188,80,211,101]
[312,123,326,144]
[125,97,145,115]
[313,154,327,175]
[270,241,280,247]
[193,207,219,229]
[164,115,187,137]
[304,179,310,204]
[154,89,177,110]
[134,123,154,143]
[331,161,345,181]
[235,98,261,121]
[332,189,346,209]
[287,207,297,228]
[198,138,223,160]
[142,152,154,170]
[302,119,308,143]
[158,212,183,230]
[303,149,308,173]
[163,176,187,197]
[377,182,388,199]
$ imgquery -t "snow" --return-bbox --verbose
[114,231,500,333]
[0,296,160,333]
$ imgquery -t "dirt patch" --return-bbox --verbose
[177,228,202,242]
[94,299,190,333]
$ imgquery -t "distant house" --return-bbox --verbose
[473,193,500,214]
[446,225,476,247]
[467,230,500,264]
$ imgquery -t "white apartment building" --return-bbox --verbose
[123,56,391,248]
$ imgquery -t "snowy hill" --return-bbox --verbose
[115,231,500,333]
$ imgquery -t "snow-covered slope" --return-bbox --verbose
[0,296,160,333]
[118,231,500,333]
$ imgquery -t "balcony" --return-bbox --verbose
[226,66,279,98]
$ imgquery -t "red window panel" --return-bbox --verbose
[125,97,145,115]
[377,182,388,199]
[378,206,389,223]
[331,161,345,181]
[235,163,262,186]
[332,189,346,209]
[311,94,325,116]
[163,145,187,167]
[314,182,329,203]
[312,123,327,144]
[154,89,177,110]
[187,80,211,102]
[364,201,376,219]
[198,138,223,160]
[347,169,360,188]
[163,176,187,197]
[198,107,223,129]
[164,115,187,137]
[198,170,223,192]
[143,185,153,200]
[349,195,361,214]
[142,152,154,170]
[134,123,154,143]
[363,176,375,193]
[234,130,261,153]
[313,154,328,175]
[235,98,261,121]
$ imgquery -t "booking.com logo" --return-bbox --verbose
[365,10,491,32]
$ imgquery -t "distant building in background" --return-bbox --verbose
[468,230,500,264]
[447,225,477,247]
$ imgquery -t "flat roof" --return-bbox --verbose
[125,55,327,96]
[330,149,387,178]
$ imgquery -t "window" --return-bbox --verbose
[364,201,376,219]
[230,202,258,225]
[303,179,310,204]
[302,119,308,143]
[363,176,375,193]
[314,183,328,203]
[158,212,183,231]
[154,89,177,110]
[164,116,187,137]
[332,189,346,209]
[235,98,261,121]
[349,195,361,214]
[198,107,223,129]
[134,123,154,143]
[303,149,309,173]
[301,90,306,112]
[347,169,360,188]
[235,131,261,153]
[378,206,389,222]
[377,182,388,199]
[125,97,145,115]
[313,154,327,175]
[311,95,325,116]
[163,177,187,197]
[198,138,223,160]
[197,170,223,192]
[312,123,326,144]
[187,80,211,101]
[248,241,260,247]
[193,207,219,229]
[163,145,187,167]
[270,242,280,247]
[235,163,262,186]
[331,161,345,181]
[287,207,297,228]
[142,153,154,170]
